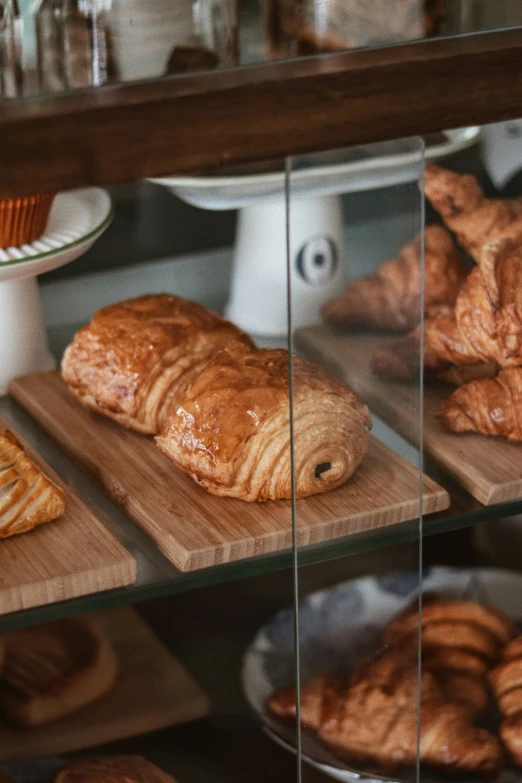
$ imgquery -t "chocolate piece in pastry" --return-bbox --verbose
[438,367,522,442]
[157,345,371,502]
[0,616,117,727]
[0,429,65,539]
[61,294,255,435]
[269,653,502,776]
[424,163,522,262]
[322,226,466,332]
[54,757,177,783]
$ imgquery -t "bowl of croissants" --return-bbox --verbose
[242,567,522,782]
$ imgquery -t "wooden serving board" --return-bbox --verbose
[10,372,448,572]
[0,605,209,761]
[0,413,136,616]
[295,326,522,506]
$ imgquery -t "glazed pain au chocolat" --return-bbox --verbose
[63,295,371,502]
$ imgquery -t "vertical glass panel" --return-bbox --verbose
[286,138,429,783]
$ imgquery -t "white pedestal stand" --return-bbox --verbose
[149,127,479,337]
[0,187,112,395]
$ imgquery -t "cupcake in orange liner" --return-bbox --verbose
[0,193,56,249]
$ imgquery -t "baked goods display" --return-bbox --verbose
[62,294,255,435]
[268,597,519,776]
[0,616,117,727]
[0,429,65,539]
[63,294,371,501]
[322,226,467,332]
[54,756,177,783]
[156,344,371,501]
[0,192,55,249]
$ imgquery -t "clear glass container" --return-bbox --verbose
[35,0,238,94]
[0,0,23,97]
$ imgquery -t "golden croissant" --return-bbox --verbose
[0,429,65,539]
[438,367,522,442]
[322,226,466,332]
[156,345,371,501]
[62,294,255,435]
[269,652,502,776]
[372,237,522,383]
[424,163,522,262]
[489,636,522,766]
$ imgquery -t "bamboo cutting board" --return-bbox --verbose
[10,372,448,572]
[0,413,136,616]
[0,605,209,761]
[295,326,522,506]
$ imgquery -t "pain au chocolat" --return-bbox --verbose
[61,294,255,435]
[156,345,371,502]
[0,429,65,539]
[0,616,117,727]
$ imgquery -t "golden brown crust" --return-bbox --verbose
[156,345,371,502]
[438,367,522,442]
[61,294,255,435]
[424,163,522,262]
[322,227,466,332]
[0,616,117,727]
[269,653,502,776]
[55,757,177,783]
[0,429,65,539]
[500,714,522,766]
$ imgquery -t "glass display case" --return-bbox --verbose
[1,5,522,783]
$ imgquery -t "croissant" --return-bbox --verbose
[322,226,466,332]
[382,599,516,648]
[424,163,522,262]
[269,653,502,776]
[489,636,522,766]
[438,367,522,442]
[62,294,255,435]
[156,345,371,502]
[0,429,65,539]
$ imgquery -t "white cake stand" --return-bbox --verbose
[150,127,480,336]
[0,188,113,395]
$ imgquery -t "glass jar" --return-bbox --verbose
[0,0,23,98]
[35,0,238,94]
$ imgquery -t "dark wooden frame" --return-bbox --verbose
[2,28,522,196]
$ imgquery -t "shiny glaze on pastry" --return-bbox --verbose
[62,295,254,435]
[0,429,65,539]
[322,226,466,332]
[157,345,371,502]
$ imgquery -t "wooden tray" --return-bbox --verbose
[295,326,522,506]
[0,605,209,761]
[0,413,136,617]
[10,372,448,572]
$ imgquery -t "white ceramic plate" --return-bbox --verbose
[150,128,480,210]
[0,188,113,281]
[242,567,522,783]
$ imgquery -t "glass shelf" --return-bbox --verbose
[1,387,522,633]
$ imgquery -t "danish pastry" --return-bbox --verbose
[0,429,65,539]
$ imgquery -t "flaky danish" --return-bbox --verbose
[0,616,117,727]
[157,345,371,502]
[438,367,522,442]
[322,226,466,332]
[0,429,65,539]
[62,294,255,435]
[424,163,522,262]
